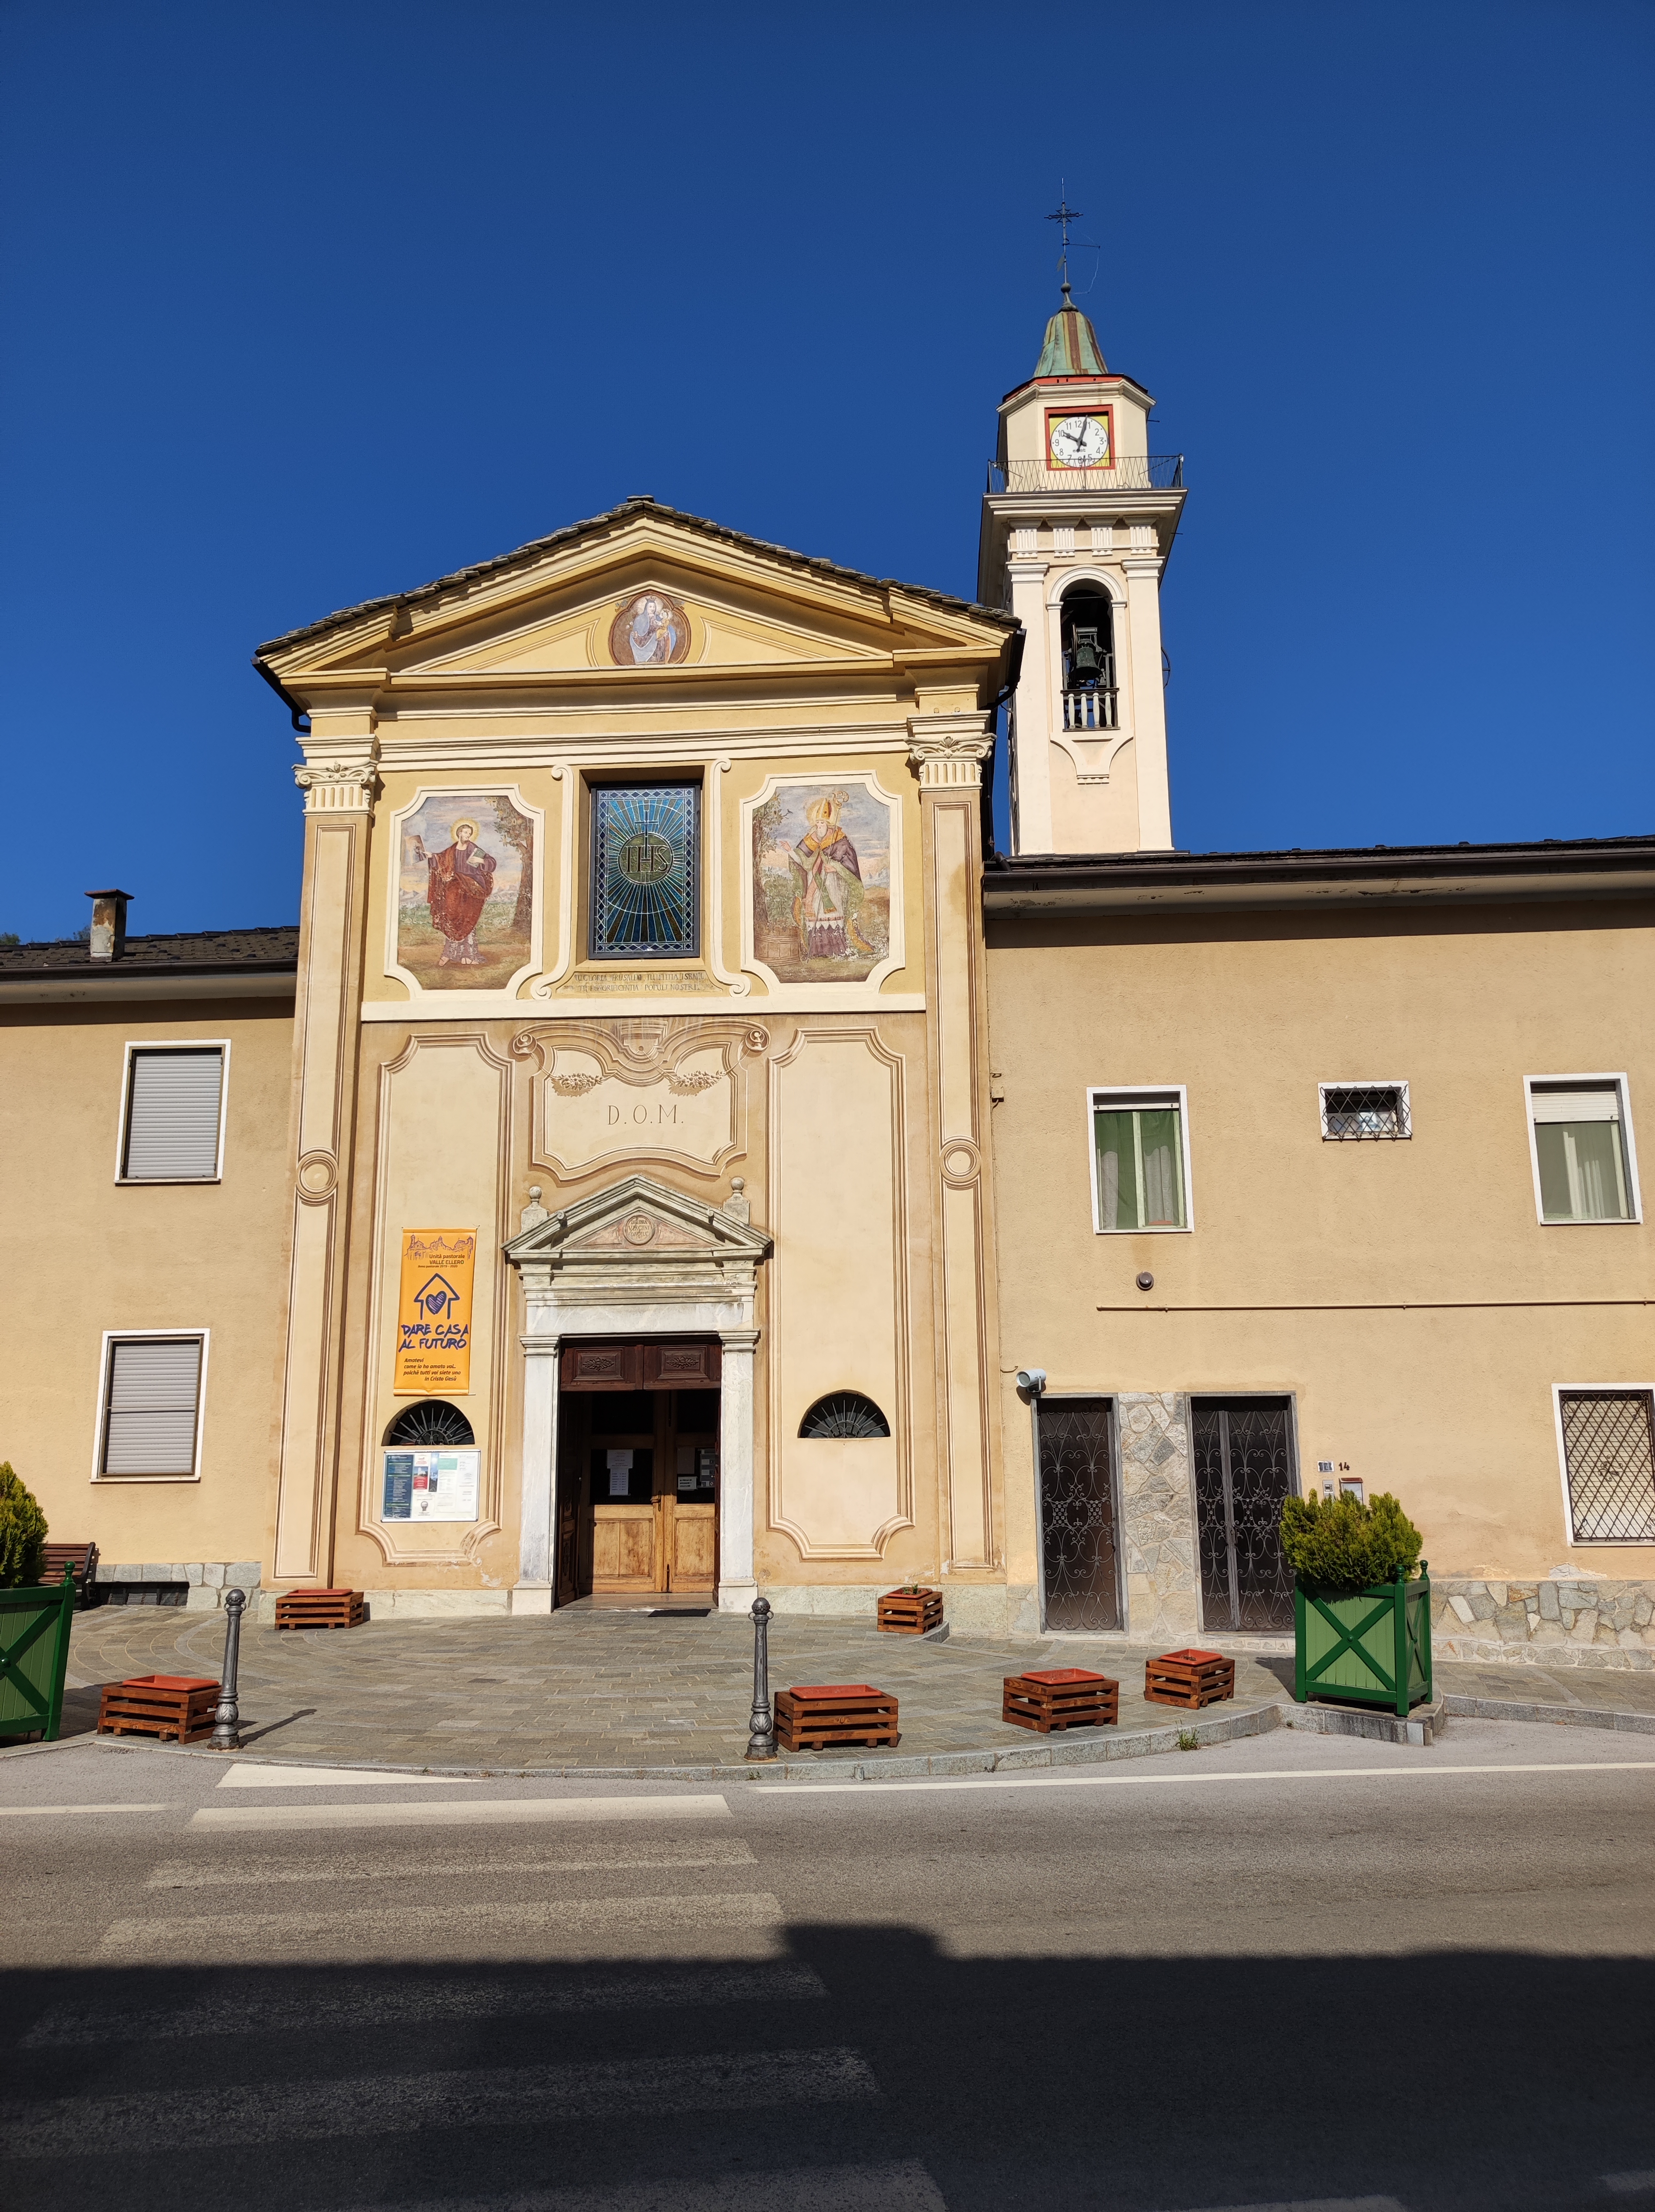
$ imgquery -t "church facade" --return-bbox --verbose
[6,298,1653,1665]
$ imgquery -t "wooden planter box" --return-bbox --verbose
[1003,1667,1119,1734]
[1144,1649,1236,1710]
[1295,1569,1432,1717]
[776,1683,899,1752]
[877,1587,943,1635]
[98,1675,220,1743]
[0,1573,76,1742]
[275,1587,366,1631]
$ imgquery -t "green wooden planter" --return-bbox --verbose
[1294,1564,1432,1717]
[0,1570,77,1742]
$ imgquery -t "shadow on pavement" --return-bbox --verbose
[4,1926,1652,2211]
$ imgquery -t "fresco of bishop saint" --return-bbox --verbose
[787,789,875,961]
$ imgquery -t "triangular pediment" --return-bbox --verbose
[503,1172,770,1267]
[255,499,1015,707]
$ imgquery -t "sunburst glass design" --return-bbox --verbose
[593,786,698,958]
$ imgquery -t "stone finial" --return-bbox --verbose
[723,1175,751,1225]
[520,1184,551,1233]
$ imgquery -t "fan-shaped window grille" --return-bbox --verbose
[799,1392,890,1439]
[384,1400,475,1447]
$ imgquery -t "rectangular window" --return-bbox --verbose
[590,784,700,961]
[1528,1077,1638,1223]
[98,1334,206,1479]
[1320,1080,1410,1140]
[1090,1088,1190,1232]
[121,1045,226,1180]
[1557,1388,1655,1543]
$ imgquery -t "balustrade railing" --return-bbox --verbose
[1062,686,1118,731]
[987,454,1185,493]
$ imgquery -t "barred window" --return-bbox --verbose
[1558,1389,1655,1543]
[799,1392,890,1438]
[1320,1081,1410,1141]
[99,1335,205,1478]
[121,1046,225,1179]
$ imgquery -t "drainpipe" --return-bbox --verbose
[1017,1368,1048,1631]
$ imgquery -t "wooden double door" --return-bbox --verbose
[555,1341,721,1603]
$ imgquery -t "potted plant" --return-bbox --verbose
[1281,1490,1432,1717]
[0,1463,75,1744]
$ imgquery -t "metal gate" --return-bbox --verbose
[1191,1396,1297,1632]
[1036,1396,1123,1631]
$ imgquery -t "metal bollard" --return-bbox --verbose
[745,1595,777,1761]
[210,1587,245,1751]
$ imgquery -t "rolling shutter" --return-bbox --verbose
[123,1049,224,1178]
[102,1337,203,1475]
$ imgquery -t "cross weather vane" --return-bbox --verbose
[1046,184,1099,302]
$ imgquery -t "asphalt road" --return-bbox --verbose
[3,1720,1653,2212]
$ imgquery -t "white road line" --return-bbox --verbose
[1,2047,879,2155]
[23,1960,828,2048]
[189,1793,730,1833]
[217,1763,463,1788]
[330,2160,946,2212]
[145,1838,758,1887]
[1604,2174,1655,2196]
[1149,2200,1406,2212]
[0,1803,173,1818]
[100,1892,783,1958]
[756,1759,1655,1798]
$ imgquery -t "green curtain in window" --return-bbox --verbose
[1095,1106,1185,1231]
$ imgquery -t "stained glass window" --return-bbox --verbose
[591,785,699,960]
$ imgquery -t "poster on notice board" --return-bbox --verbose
[382,1449,481,1523]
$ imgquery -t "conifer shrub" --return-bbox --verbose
[0,1464,48,1588]
[1279,1489,1422,1596]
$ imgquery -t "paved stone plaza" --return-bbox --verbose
[29,1602,1655,1775]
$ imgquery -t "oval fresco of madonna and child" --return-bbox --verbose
[608,590,692,666]
[396,793,535,990]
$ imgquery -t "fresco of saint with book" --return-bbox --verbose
[397,792,535,990]
[751,782,891,983]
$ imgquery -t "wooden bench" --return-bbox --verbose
[275,1587,366,1630]
[97,1675,220,1743]
[1144,1648,1236,1710]
[1003,1667,1119,1734]
[776,1683,899,1753]
[877,1587,943,1635]
[41,1543,98,1604]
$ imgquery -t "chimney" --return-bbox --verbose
[86,889,133,963]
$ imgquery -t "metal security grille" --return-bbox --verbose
[123,1048,224,1178]
[1191,1397,1297,1632]
[1036,1396,1122,1631]
[385,1399,476,1447]
[101,1337,203,1476]
[592,786,698,959]
[1560,1390,1655,1542]
[799,1393,889,1438]
[1320,1083,1410,1140]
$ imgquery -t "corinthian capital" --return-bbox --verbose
[907,713,995,789]
[294,756,381,813]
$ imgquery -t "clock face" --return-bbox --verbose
[1047,411,1111,468]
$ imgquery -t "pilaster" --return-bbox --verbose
[910,715,1003,1573]
[1121,553,1173,849]
[1004,554,1052,852]
[272,744,378,1583]
[716,1327,760,1611]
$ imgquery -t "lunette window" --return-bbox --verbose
[1528,1079,1637,1223]
[121,1046,225,1180]
[1320,1081,1410,1140]
[99,1335,206,1478]
[590,785,699,960]
[1091,1089,1189,1232]
[1557,1389,1655,1543]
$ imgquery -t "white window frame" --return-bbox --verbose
[91,1328,210,1484]
[1318,1078,1411,1141]
[1552,1382,1655,1547]
[1086,1084,1195,1235]
[114,1040,232,1185]
[1524,1073,1641,1227]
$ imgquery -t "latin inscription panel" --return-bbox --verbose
[540,1052,734,1173]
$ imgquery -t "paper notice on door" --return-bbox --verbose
[606,1447,634,1498]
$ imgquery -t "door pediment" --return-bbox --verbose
[504,1172,770,1299]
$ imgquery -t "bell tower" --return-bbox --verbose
[978,285,1186,855]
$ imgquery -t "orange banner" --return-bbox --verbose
[394,1229,476,1394]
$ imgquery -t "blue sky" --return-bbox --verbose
[2,0,1650,942]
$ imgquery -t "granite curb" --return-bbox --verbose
[1440,1692,1655,1736]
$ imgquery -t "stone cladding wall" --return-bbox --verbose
[1116,1393,1200,1646]
[1432,1576,1655,1671]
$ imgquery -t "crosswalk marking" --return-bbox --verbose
[1,2047,879,2155]
[188,1792,730,1833]
[145,1836,758,1887]
[331,2161,948,2212]
[23,1960,828,2048]
[216,1762,463,1788]
[99,1891,784,1960]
